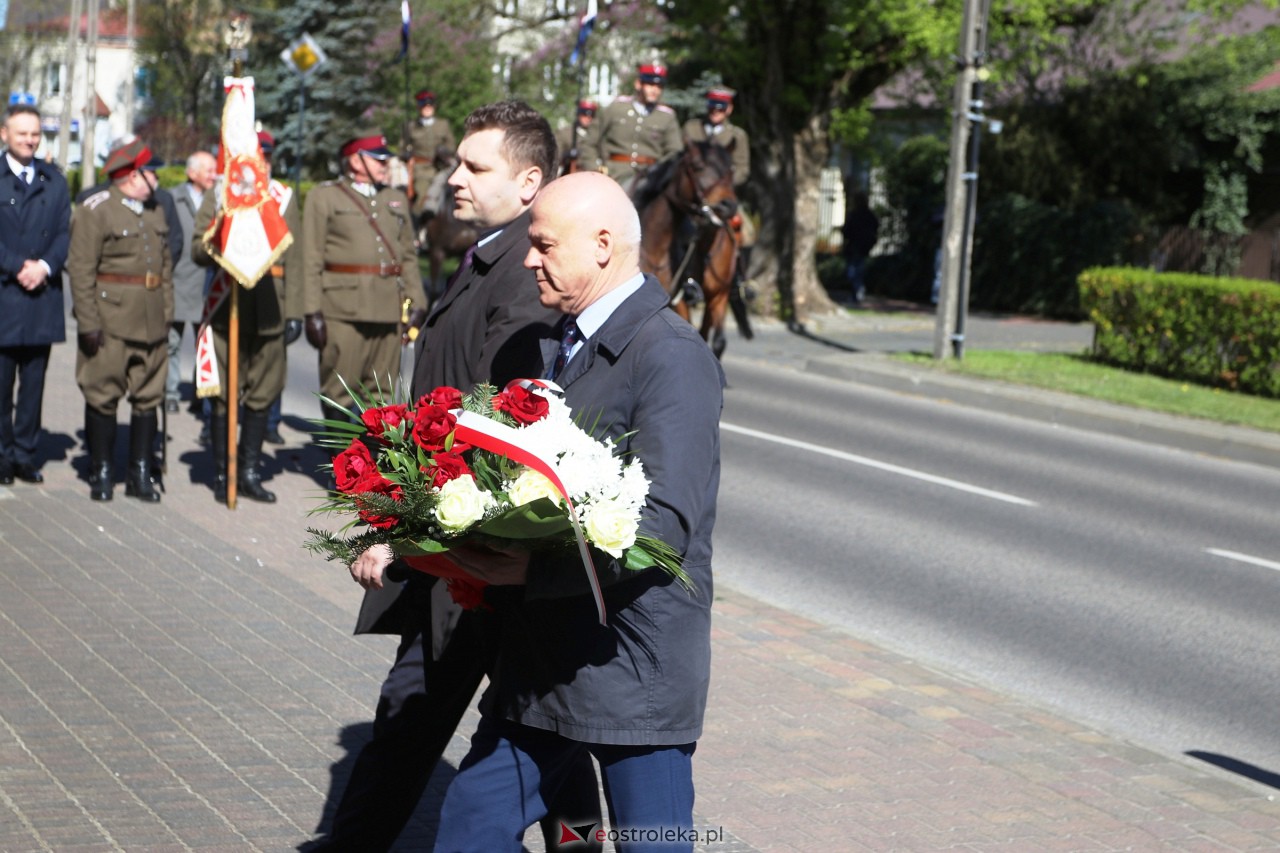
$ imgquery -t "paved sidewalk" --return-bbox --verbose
[1,308,1279,851]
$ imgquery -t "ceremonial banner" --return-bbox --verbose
[201,76,292,289]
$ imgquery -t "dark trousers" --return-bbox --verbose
[318,607,602,852]
[0,344,51,466]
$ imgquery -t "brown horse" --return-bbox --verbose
[636,139,750,358]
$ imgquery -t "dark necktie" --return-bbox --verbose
[549,318,579,380]
[444,243,477,293]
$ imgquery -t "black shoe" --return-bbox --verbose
[13,463,43,484]
[165,398,180,413]
[264,428,285,445]
[0,459,12,485]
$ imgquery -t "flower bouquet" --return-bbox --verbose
[305,379,687,621]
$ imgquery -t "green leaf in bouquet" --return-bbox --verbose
[624,534,692,591]
[392,536,451,557]
[476,497,573,539]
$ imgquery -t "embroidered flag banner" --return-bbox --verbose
[201,76,292,289]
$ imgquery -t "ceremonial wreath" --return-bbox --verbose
[305,380,687,619]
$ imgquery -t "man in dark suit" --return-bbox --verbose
[313,101,597,852]
[433,171,724,851]
[0,104,70,485]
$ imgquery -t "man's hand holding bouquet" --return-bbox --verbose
[306,379,687,621]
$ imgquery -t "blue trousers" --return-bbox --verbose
[435,718,696,853]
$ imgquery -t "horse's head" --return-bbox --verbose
[673,139,738,224]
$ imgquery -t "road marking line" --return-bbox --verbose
[1206,548,1280,572]
[721,421,1038,506]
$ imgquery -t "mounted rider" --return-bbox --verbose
[583,62,682,194]
[401,90,455,223]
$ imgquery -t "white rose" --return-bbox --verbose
[434,476,494,533]
[507,468,562,508]
[582,498,639,559]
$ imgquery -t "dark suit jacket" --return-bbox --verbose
[355,208,561,637]
[480,275,725,746]
[0,158,70,346]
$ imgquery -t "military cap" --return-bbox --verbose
[104,138,152,179]
[576,99,599,116]
[414,90,437,106]
[707,87,735,108]
[340,131,393,161]
[637,64,667,84]
[257,130,275,153]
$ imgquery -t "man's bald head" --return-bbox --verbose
[525,172,643,315]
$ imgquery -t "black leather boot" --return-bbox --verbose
[237,408,276,503]
[210,412,228,503]
[124,411,161,503]
[85,405,116,502]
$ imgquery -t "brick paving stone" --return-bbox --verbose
[3,321,1280,851]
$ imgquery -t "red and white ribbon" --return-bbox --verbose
[450,384,606,624]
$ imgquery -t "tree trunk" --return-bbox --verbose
[791,115,837,322]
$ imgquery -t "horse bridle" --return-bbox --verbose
[665,148,739,307]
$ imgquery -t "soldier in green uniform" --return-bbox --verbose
[67,138,173,503]
[192,131,303,504]
[554,98,597,176]
[682,87,750,189]
[401,91,455,222]
[584,63,682,190]
[302,131,426,429]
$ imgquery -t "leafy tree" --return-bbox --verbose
[137,0,225,149]
[252,0,383,180]
[659,0,1111,321]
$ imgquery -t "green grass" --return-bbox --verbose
[895,350,1280,434]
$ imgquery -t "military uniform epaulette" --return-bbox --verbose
[615,96,635,103]
[81,189,111,210]
[317,179,338,188]
[656,105,676,115]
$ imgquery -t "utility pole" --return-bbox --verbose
[123,0,136,134]
[932,0,991,360]
[58,0,83,170]
[80,0,99,193]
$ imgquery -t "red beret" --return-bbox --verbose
[104,138,152,180]
[414,90,437,106]
[577,99,598,114]
[340,133,393,160]
[257,131,275,153]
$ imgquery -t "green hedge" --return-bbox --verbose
[1079,266,1280,398]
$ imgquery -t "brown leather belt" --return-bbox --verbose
[269,265,285,278]
[325,261,402,276]
[97,271,162,290]
[609,153,657,166]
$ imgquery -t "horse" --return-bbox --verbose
[635,139,752,359]
[423,181,479,304]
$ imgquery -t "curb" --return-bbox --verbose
[804,351,1280,471]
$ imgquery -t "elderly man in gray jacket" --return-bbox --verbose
[434,171,725,853]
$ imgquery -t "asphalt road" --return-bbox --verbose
[714,354,1280,778]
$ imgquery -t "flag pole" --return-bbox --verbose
[225,15,251,509]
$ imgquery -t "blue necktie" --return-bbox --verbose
[549,318,579,380]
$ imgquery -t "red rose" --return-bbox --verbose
[422,451,473,488]
[333,440,380,494]
[355,476,403,530]
[362,403,411,440]
[492,384,549,425]
[411,403,457,452]
[419,386,464,411]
